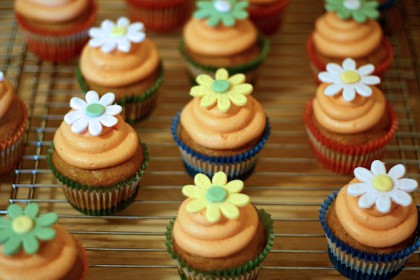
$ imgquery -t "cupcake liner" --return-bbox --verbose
[306,36,394,85]
[304,101,398,174]
[179,34,270,83]
[77,63,164,123]
[47,143,149,216]
[165,208,274,280]
[319,190,420,279]
[76,239,89,280]
[248,0,289,35]
[171,113,270,181]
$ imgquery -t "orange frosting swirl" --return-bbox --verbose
[313,83,385,134]
[0,80,14,119]
[15,0,89,23]
[53,115,139,170]
[313,12,382,58]
[0,225,79,280]
[173,199,258,258]
[183,18,257,56]
[180,96,266,149]
[80,39,160,87]
[335,183,418,248]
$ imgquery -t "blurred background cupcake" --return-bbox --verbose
[14,0,97,62]
[47,91,148,216]
[248,0,289,35]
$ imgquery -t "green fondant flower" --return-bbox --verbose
[190,68,253,113]
[182,172,250,223]
[0,203,58,255]
[194,0,249,27]
[325,0,379,23]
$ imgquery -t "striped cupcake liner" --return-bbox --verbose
[171,113,270,181]
[320,190,420,280]
[248,0,289,35]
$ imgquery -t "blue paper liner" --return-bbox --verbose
[319,190,420,280]
[171,112,270,181]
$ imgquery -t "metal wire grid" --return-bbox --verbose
[0,0,420,279]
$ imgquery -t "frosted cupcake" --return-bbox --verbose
[47,91,148,215]
[320,160,420,279]
[171,68,270,180]
[78,17,163,123]
[166,171,274,280]
[0,203,88,279]
[248,0,289,35]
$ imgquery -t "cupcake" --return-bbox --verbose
[320,160,420,279]
[306,0,393,83]
[248,0,289,35]
[0,203,88,279]
[47,91,149,216]
[171,68,270,180]
[180,0,270,82]
[0,72,28,174]
[14,0,98,62]
[125,0,192,32]
[78,17,163,123]
[166,171,274,280]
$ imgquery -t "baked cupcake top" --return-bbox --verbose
[313,58,384,134]
[313,0,382,58]
[184,0,257,56]
[80,17,160,87]
[0,72,14,119]
[173,171,258,258]
[180,68,266,149]
[335,160,418,248]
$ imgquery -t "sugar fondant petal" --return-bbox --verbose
[105,105,123,116]
[342,85,356,101]
[64,110,82,125]
[225,180,244,193]
[370,160,386,175]
[101,40,118,53]
[396,178,418,192]
[215,68,229,80]
[34,227,56,241]
[375,193,391,213]
[3,236,22,255]
[117,38,131,53]
[212,171,227,187]
[229,92,248,106]
[7,204,23,219]
[190,85,213,97]
[99,115,118,127]
[88,119,103,136]
[24,203,39,219]
[117,17,130,27]
[217,94,231,112]
[389,189,413,206]
[354,83,372,97]
[228,74,245,85]
[194,173,212,189]
[85,91,100,103]
[205,204,221,223]
[358,191,377,209]
[99,92,115,106]
[231,84,253,95]
[354,167,374,183]
[357,64,375,76]
[220,203,240,220]
[36,212,58,227]
[343,58,356,71]
[325,84,343,96]
[228,193,250,206]
[347,183,370,196]
[186,199,207,213]
[71,118,89,134]
[388,164,405,180]
[200,93,217,108]
[196,74,214,87]
[182,185,203,199]
[70,97,87,110]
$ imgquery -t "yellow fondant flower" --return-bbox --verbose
[190,68,253,113]
[182,171,250,223]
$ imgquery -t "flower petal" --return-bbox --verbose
[324,84,343,96]
[318,72,337,83]
[347,183,371,196]
[0,229,11,242]
[117,17,130,27]
[0,218,11,229]
[36,212,58,227]
[343,58,356,71]
[215,68,229,80]
[361,75,380,85]
[229,92,248,107]
[228,74,245,85]
[99,92,115,106]
[7,204,23,219]
[182,185,203,199]
[101,40,117,53]
[23,234,39,254]
[89,37,106,48]
[99,115,118,128]
[89,27,104,38]
[3,236,22,255]
[396,179,418,192]
[220,203,240,220]
[225,180,244,193]
[105,105,122,116]
[388,164,405,180]
[101,20,115,32]
[326,63,343,74]
[194,173,212,189]
[342,84,356,101]
[371,160,386,175]
[34,227,56,241]
[71,118,88,134]
[70,97,87,110]
[128,22,144,33]
[230,84,253,96]
[205,204,221,223]
[24,203,39,219]
[222,14,235,27]
[64,110,82,125]
[217,94,231,113]
[354,167,374,183]
[228,193,250,206]
[190,85,212,97]
[357,64,374,76]
[354,83,372,97]
[358,191,377,209]
[85,91,99,103]
[389,189,413,206]
[375,193,391,213]
[186,199,206,213]
[196,74,213,87]
[127,32,145,43]
[212,171,227,187]
[117,38,131,53]
[88,119,103,136]
[200,93,217,109]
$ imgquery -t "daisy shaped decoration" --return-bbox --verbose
[182,171,250,223]
[88,17,145,53]
[194,0,249,27]
[347,160,418,213]
[191,68,253,113]
[325,0,379,23]
[64,91,122,136]
[318,58,380,102]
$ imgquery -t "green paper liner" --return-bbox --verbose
[47,143,149,216]
[165,208,274,280]
[179,34,270,83]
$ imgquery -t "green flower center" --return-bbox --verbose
[340,70,360,84]
[212,80,231,93]
[214,0,232,13]
[85,103,105,117]
[206,186,228,203]
[373,174,394,192]
[344,0,361,10]
[12,216,34,234]
[110,26,127,38]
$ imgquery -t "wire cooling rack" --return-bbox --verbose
[0,0,419,279]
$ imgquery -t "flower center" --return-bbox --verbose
[110,26,127,38]
[340,70,361,84]
[373,174,394,192]
[206,186,228,203]
[344,0,361,10]
[12,216,34,234]
[212,80,230,93]
[214,0,232,13]
[85,103,105,117]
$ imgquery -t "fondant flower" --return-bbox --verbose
[190,68,253,113]
[347,160,418,213]
[194,0,249,27]
[0,203,58,255]
[0,71,3,81]
[318,58,380,102]
[182,172,250,223]
[88,17,145,53]
[325,0,379,23]
[64,91,122,136]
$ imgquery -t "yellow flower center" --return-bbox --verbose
[12,216,34,234]
[110,26,127,38]
[373,175,394,192]
[340,70,361,84]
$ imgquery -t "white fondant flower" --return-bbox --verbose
[88,17,145,53]
[347,160,418,213]
[0,71,3,81]
[318,58,380,102]
[64,91,122,136]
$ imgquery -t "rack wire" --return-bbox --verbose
[0,0,419,279]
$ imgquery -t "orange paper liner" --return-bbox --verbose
[248,0,289,35]
[76,240,89,280]
[304,100,398,174]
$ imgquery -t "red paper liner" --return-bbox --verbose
[304,100,398,174]
[76,240,89,280]
[248,0,289,35]
[306,35,394,85]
